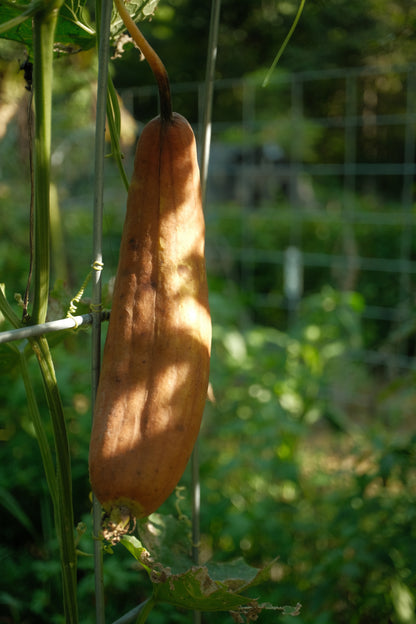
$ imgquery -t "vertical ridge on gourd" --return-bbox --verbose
[88,6,211,531]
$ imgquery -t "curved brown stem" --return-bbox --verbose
[114,0,172,121]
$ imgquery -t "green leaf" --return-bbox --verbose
[0,4,34,45]
[110,0,159,41]
[120,514,301,620]
[0,0,92,52]
[119,535,153,573]
[154,566,260,613]
[0,0,161,57]
[50,1,96,53]
[137,513,195,573]
[206,557,275,592]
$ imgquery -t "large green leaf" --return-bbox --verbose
[51,0,96,53]
[0,0,160,56]
[0,3,34,47]
[0,0,91,53]
[120,514,301,621]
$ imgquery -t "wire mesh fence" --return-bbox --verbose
[3,66,415,374]
[1,56,416,623]
[4,66,414,377]
[123,64,416,377]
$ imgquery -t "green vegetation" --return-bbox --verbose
[1,0,416,622]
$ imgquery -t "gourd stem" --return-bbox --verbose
[114,0,172,121]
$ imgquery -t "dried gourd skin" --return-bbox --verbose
[89,113,211,524]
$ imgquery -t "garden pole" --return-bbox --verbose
[193,3,221,623]
[91,0,114,620]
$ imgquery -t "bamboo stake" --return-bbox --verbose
[91,0,114,621]
[192,4,221,624]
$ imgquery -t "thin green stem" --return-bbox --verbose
[30,4,61,325]
[27,7,78,617]
[192,7,222,623]
[3,0,81,621]
[91,0,114,621]
[107,76,130,191]
[111,598,153,624]
[199,0,221,209]
[18,346,59,510]
[31,336,79,624]
[136,596,155,624]
[262,0,306,87]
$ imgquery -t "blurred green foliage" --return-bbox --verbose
[111,0,416,84]
[2,275,416,622]
[201,287,416,624]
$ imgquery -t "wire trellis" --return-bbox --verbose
[118,64,416,373]
[1,52,415,622]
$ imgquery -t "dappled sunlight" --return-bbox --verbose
[3,22,416,620]
[90,241,211,512]
[89,109,211,519]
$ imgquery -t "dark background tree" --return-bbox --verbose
[112,0,416,89]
